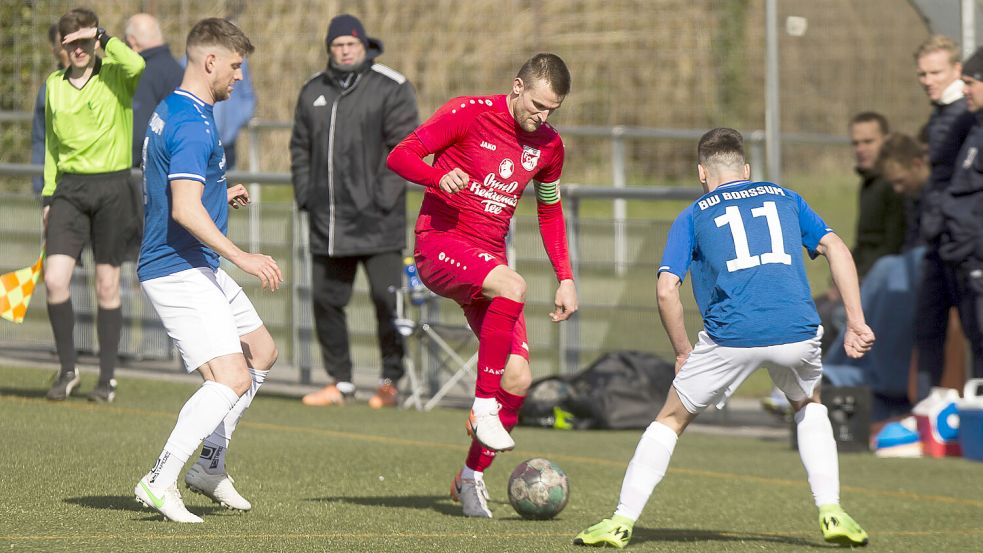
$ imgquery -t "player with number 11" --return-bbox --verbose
[575,128,874,548]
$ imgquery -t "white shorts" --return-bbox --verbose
[142,267,263,372]
[673,327,824,414]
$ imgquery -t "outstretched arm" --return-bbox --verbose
[656,272,692,373]
[815,232,875,358]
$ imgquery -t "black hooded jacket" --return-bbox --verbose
[289,36,419,256]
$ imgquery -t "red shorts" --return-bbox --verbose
[414,232,529,359]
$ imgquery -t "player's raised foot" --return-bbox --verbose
[185,463,252,511]
[450,469,490,503]
[87,378,118,403]
[466,405,515,452]
[46,369,80,401]
[134,477,203,523]
[458,475,492,518]
[574,515,635,548]
[819,504,869,547]
[301,384,349,406]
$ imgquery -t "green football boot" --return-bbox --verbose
[819,504,869,547]
[573,515,635,548]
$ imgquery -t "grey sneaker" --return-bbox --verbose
[459,476,493,518]
[46,369,81,401]
[185,463,252,511]
[87,379,118,403]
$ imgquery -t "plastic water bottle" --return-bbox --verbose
[403,257,426,305]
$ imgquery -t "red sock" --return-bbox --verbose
[475,297,523,398]
[466,389,526,471]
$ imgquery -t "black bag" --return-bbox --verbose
[519,351,675,430]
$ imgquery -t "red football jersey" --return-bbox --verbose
[413,94,565,251]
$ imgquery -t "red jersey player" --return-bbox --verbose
[387,53,577,518]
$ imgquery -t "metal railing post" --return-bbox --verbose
[561,192,582,374]
[749,130,767,182]
[247,120,261,252]
[612,126,627,276]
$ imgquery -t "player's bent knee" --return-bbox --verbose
[484,266,527,302]
[502,365,532,395]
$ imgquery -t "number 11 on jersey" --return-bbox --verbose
[715,201,792,273]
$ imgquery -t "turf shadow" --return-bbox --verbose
[65,495,225,517]
[309,495,462,516]
[0,387,52,399]
[632,527,824,548]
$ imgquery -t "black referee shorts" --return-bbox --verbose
[45,170,143,266]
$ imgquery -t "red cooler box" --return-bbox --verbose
[913,387,961,458]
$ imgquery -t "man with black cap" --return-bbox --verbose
[928,46,983,384]
[290,14,419,409]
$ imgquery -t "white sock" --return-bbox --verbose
[199,368,268,474]
[462,466,482,481]
[335,381,355,395]
[147,381,240,488]
[614,421,678,521]
[795,402,840,507]
[472,396,498,416]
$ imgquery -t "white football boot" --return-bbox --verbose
[134,477,203,523]
[466,403,515,452]
[459,476,493,518]
[184,463,252,511]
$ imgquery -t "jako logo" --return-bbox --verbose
[477,253,495,262]
[481,141,497,151]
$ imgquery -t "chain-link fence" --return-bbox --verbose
[2,0,933,188]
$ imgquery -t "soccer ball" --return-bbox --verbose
[507,458,569,519]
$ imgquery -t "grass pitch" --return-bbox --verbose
[1,364,981,552]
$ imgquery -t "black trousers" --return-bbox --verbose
[915,249,983,397]
[914,249,961,395]
[955,266,983,381]
[311,251,405,384]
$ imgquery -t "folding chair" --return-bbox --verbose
[393,268,478,411]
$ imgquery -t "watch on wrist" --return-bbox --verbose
[95,27,109,47]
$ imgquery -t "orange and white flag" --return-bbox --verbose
[0,253,44,324]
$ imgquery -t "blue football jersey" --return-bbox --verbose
[659,180,831,347]
[137,89,228,282]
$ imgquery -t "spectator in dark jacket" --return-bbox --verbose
[290,14,419,408]
[931,47,983,385]
[912,35,976,398]
[879,133,929,248]
[30,24,69,195]
[848,112,908,279]
[125,13,182,167]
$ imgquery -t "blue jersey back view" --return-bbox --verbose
[659,180,831,347]
[138,89,228,282]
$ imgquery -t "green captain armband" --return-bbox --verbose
[535,180,561,204]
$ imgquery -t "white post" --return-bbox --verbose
[963,0,976,58]
[765,0,782,183]
[247,121,261,252]
[612,126,627,275]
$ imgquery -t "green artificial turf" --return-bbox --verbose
[1,364,980,552]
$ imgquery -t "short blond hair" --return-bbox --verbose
[914,35,960,65]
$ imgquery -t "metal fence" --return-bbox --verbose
[0,113,848,399]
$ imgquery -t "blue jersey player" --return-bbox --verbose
[576,128,874,548]
[133,19,282,523]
